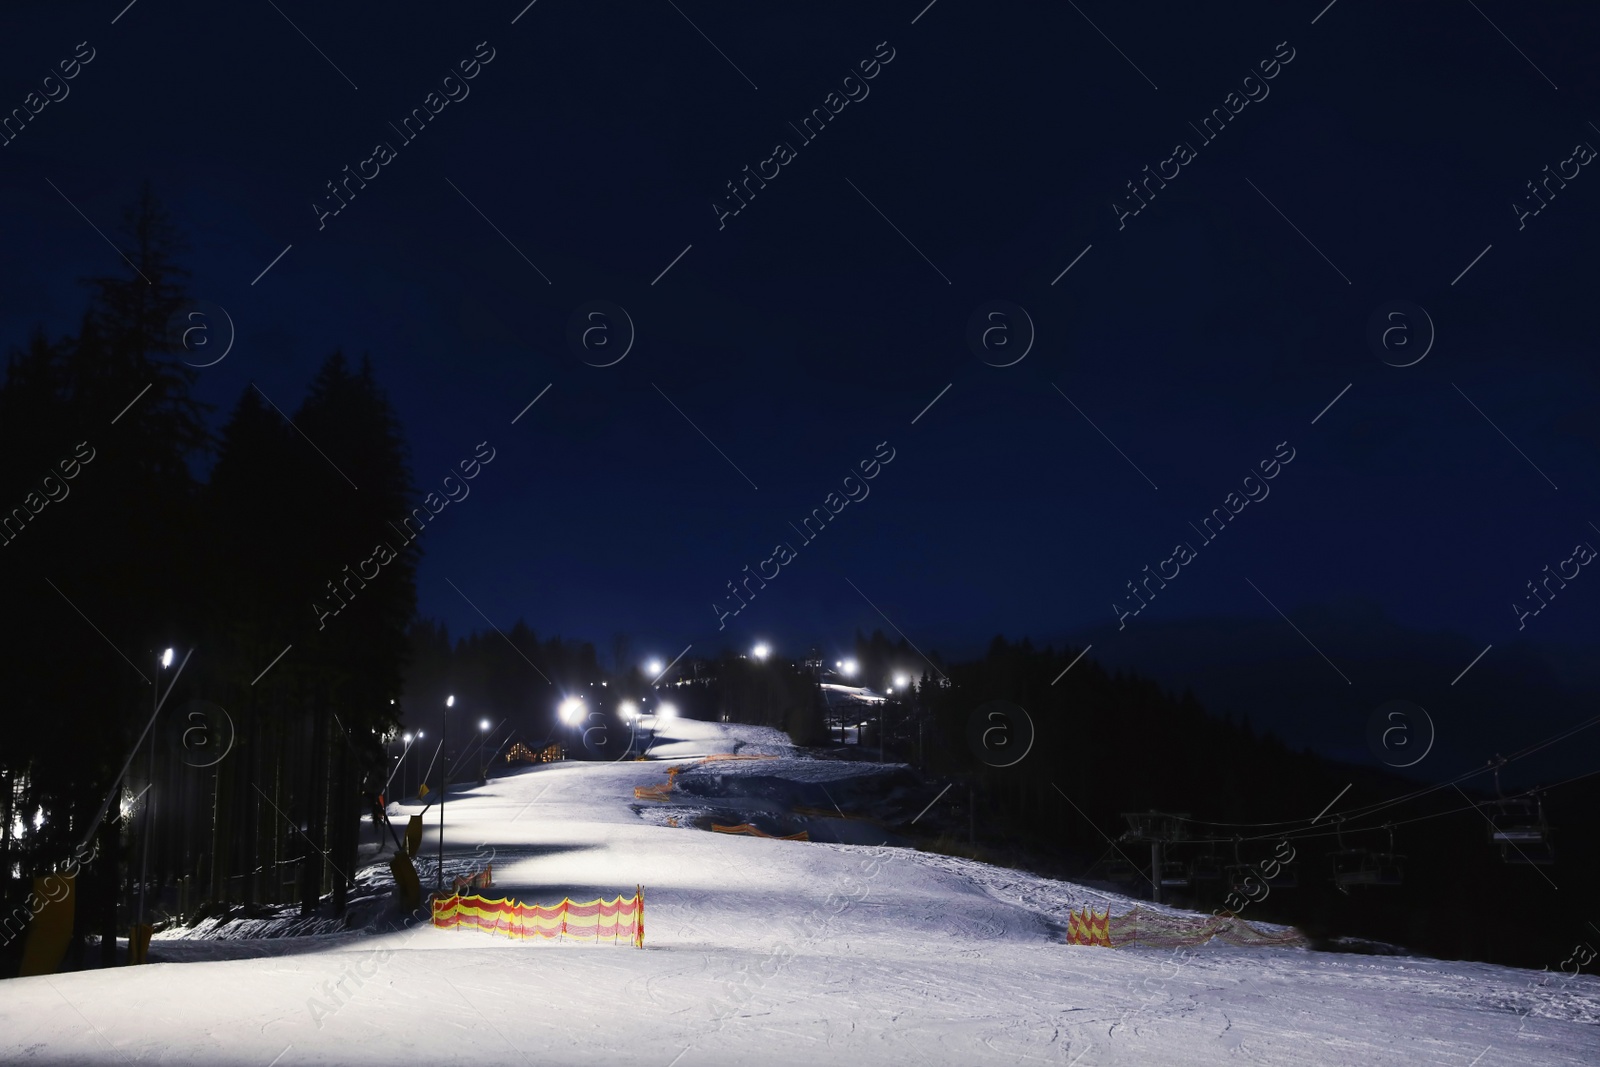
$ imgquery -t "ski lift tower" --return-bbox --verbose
[1121,811,1190,905]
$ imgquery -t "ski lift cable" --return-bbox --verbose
[1168,759,1495,832]
[1165,709,1600,832]
[1310,708,1600,827]
[1180,747,1600,848]
[1177,761,1600,848]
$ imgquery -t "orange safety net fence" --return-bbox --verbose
[711,823,809,841]
[432,887,644,947]
[1067,905,1306,949]
[633,753,779,800]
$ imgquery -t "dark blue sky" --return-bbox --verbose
[4,0,1597,681]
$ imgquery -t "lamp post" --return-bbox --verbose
[557,696,583,761]
[136,647,174,961]
[478,719,490,782]
[438,695,453,891]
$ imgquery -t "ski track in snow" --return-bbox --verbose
[3,719,1597,1065]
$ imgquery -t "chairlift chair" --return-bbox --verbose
[1331,848,1377,887]
[1482,772,1555,863]
[1224,864,1257,895]
[1191,854,1223,881]
[1158,860,1192,888]
[1332,825,1404,888]
[1221,832,1297,892]
[1501,838,1555,865]
[1372,854,1405,885]
[1486,796,1549,845]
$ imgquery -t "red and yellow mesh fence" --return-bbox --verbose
[711,823,809,841]
[1067,907,1113,946]
[633,753,779,800]
[432,886,644,947]
[1066,905,1305,949]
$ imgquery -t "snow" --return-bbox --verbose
[3,719,1598,1065]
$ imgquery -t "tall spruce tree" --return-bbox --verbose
[0,184,206,964]
[285,353,416,913]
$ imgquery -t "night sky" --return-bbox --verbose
[4,2,1597,752]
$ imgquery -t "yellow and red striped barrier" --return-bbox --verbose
[1107,906,1305,949]
[432,886,644,947]
[1067,907,1112,946]
[1065,905,1306,949]
[711,823,809,841]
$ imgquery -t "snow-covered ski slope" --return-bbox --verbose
[4,720,1597,1065]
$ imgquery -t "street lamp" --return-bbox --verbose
[439,695,453,890]
[136,647,177,957]
[413,731,423,798]
[753,643,770,660]
[894,674,909,689]
[842,659,858,678]
[647,659,663,677]
[477,719,492,782]
[657,703,676,720]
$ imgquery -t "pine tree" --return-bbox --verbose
[286,353,416,913]
[0,184,206,961]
